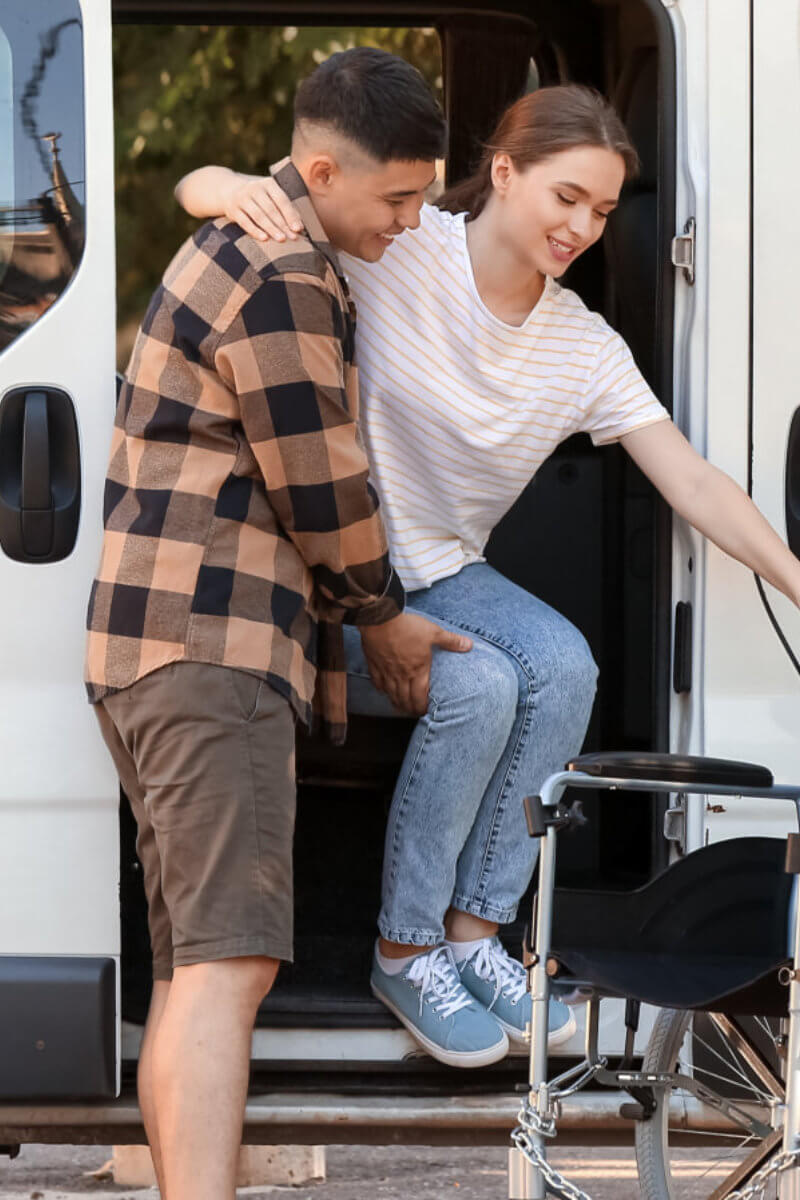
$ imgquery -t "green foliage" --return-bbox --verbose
[113,24,442,348]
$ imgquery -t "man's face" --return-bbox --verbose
[313,158,438,261]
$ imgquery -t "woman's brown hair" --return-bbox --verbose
[437,84,639,221]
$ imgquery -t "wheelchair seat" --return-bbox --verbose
[548,836,792,1013]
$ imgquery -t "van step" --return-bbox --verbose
[0,1089,623,1147]
[0,1089,741,1148]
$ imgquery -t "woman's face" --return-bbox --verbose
[492,145,626,278]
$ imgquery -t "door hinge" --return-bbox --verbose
[664,801,686,850]
[671,217,696,285]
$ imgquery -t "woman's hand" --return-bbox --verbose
[174,166,304,242]
[221,173,305,243]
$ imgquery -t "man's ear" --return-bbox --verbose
[305,153,340,196]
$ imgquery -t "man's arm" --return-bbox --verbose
[215,272,470,713]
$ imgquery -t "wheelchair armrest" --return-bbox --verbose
[566,751,774,789]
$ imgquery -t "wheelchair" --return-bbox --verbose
[508,752,800,1200]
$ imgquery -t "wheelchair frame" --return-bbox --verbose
[508,762,800,1200]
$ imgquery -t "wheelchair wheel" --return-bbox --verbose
[635,1006,786,1199]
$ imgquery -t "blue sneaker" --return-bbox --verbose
[371,944,509,1068]
[456,937,577,1048]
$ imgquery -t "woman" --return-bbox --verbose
[176,85,800,1068]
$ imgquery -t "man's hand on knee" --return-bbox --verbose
[359,613,472,715]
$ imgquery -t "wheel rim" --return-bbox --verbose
[640,1010,786,1199]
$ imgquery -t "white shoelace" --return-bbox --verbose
[406,946,474,1019]
[471,939,527,1009]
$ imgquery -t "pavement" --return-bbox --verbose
[0,1142,743,1199]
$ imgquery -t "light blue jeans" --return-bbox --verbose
[343,563,598,945]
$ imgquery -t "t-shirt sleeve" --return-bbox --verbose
[581,321,670,446]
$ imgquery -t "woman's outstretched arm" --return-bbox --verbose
[622,419,800,606]
[175,166,303,242]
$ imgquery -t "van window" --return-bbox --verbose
[0,2,85,355]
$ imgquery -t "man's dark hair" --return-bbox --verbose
[294,47,447,163]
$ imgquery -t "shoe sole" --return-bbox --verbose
[371,981,509,1068]
[496,1007,578,1049]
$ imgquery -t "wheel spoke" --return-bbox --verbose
[708,1014,785,1100]
[682,1058,774,1106]
[636,1008,786,1200]
[704,1127,783,1200]
[688,1027,778,1103]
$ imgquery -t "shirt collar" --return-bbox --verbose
[269,156,344,278]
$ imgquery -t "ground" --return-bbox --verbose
[0,1142,732,1199]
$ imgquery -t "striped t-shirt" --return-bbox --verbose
[342,204,669,592]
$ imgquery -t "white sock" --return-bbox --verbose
[446,935,490,964]
[375,943,430,976]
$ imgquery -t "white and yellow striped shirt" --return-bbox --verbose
[343,204,669,592]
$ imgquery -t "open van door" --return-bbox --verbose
[700,0,800,845]
[747,0,800,779]
[0,0,119,1098]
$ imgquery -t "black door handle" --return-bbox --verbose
[0,386,81,563]
[20,391,54,556]
[786,407,800,559]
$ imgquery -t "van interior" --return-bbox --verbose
[113,0,676,1077]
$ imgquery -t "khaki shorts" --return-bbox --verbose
[95,662,296,979]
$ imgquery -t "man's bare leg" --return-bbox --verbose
[137,979,171,1195]
[150,955,279,1200]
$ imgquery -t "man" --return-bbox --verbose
[85,48,469,1200]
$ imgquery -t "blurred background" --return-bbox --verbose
[113,25,442,367]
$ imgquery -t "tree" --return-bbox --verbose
[113,24,442,362]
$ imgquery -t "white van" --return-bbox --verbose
[1,0,799,1154]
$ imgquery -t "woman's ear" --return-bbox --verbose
[490,152,515,197]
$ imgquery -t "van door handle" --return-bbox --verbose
[20,391,54,556]
[0,386,81,563]
[786,407,800,558]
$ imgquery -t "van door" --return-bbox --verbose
[699,0,800,845]
[0,0,119,1098]
[748,0,800,777]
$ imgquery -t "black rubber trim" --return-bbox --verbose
[567,751,773,788]
[0,957,116,1101]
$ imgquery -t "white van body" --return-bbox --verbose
[0,0,798,1142]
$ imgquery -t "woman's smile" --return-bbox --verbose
[546,235,579,264]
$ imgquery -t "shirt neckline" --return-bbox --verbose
[269,156,345,284]
[455,211,554,333]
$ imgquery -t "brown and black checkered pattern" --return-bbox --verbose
[86,158,403,742]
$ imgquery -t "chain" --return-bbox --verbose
[511,1101,592,1200]
[512,1101,800,1200]
[724,1149,800,1200]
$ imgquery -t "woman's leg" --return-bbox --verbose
[408,563,599,925]
[345,619,518,1066]
[344,614,520,946]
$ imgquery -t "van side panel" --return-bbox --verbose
[0,0,120,1096]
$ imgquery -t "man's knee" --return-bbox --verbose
[176,955,280,1005]
[229,955,280,1002]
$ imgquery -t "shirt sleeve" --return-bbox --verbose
[214,271,404,626]
[581,320,670,446]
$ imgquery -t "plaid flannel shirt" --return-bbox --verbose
[86,158,404,743]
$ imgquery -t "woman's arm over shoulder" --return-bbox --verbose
[175,166,303,243]
[622,419,800,607]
